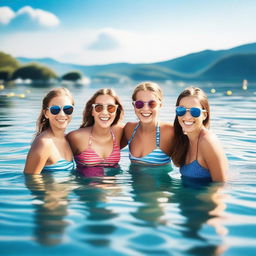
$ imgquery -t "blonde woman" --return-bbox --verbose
[122,81,174,166]
[24,88,75,174]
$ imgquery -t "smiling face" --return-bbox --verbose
[92,94,117,128]
[134,90,161,124]
[177,96,207,134]
[44,95,73,131]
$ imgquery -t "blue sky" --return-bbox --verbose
[0,0,255,65]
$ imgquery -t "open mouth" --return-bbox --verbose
[100,117,110,121]
[141,113,151,117]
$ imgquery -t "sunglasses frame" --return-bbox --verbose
[92,103,118,113]
[132,100,158,109]
[47,105,74,115]
[176,106,206,118]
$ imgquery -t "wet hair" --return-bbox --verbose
[171,86,210,167]
[80,88,124,128]
[132,81,163,102]
[36,87,74,136]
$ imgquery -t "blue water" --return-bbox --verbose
[0,82,256,256]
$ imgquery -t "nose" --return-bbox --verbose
[102,106,109,114]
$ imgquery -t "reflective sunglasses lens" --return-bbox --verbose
[49,106,61,115]
[190,107,201,117]
[107,105,117,113]
[94,104,104,112]
[176,106,186,116]
[63,105,74,115]
[148,100,158,109]
[134,101,144,109]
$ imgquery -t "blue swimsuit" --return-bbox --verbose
[128,123,171,165]
[43,159,75,172]
[180,133,211,180]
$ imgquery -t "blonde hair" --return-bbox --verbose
[132,81,163,102]
[80,88,124,128]
[172,86,210,167]
[36,88,74,136]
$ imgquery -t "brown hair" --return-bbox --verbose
[132,81,163,102]
[171,86,210,167]
[80,88,124,128]
[36,87,74,136]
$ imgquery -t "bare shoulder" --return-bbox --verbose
[123,122,138,137]
[67,127,90,142]
[160,121,174,136]
[200,130,222,149]
[31,131,52,151]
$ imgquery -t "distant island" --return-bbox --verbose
[1,42,256,84]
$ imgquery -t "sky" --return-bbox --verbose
[0,0,256,65]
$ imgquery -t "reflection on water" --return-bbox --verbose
[0,82,256,255]
[25,174,71,246]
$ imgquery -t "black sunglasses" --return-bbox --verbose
[47,105,74,115]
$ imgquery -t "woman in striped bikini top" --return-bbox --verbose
[24,88,75,174]
[121,82,174,166]
[67,88,124,171]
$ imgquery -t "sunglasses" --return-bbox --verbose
[133,100,158,109]
[47,105,74,115]
[176,106,206,118]
[92,104,118,113]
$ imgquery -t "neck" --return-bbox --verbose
[49,127,66,138]
[91,124,111,137]
[186,127,204,143]
[139,121,158,132]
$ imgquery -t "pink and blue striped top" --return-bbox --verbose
[74,130,120,167]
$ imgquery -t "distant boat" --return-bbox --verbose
[242,79,248,90]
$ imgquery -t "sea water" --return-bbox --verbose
[0,82,255,256]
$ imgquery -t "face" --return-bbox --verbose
[44,95,73,131]
[133,90,161,124]
[92,94,117,128]
[177,96,207,134]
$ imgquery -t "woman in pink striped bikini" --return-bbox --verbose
[67,88,124,175]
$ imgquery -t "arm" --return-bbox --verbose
[24,138,51,174]
[201,134,228,182]
[112,123,125,148]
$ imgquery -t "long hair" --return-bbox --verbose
[171,86,210,167]
[132,81,163,102]
[36,87,74,136]
[80,88,124,128]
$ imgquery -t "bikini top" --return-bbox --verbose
[128,123,171,165]
[74,129,120,167]
[43,159,75,172]
[180,132,211,180]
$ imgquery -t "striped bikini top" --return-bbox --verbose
[43,159,75,172]
[128,123,171,165]
[180,131,211,180]
[74,129,121,167]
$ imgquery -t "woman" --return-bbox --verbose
[67,88,124,170]
[24,88,75,174]
[122,81,174,166]
[172,86,228,182]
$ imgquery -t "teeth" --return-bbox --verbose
[184,121,193,125]
[100,117,109,121]
[57,119,66,122]
[141,113,151,117]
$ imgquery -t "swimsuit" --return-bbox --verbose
[128,123,171,165]
[180,132,211,180]
[74,129,120,167]
[43,159,75,172]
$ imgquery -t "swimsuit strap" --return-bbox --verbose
[156,123,160,148]
[128,123,140,145]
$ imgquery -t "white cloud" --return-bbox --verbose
[0,7,15,24]
[16,6,60,27]
[0,6,59,27]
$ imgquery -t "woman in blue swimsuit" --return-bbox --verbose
[122,81,174,166]
[171,87,228,182]
[24,88,75,174]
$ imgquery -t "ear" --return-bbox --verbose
[202,111,207,121]
[44,109,49,120]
